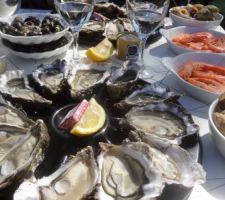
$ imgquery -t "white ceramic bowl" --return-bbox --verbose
[0,13,69,45]
[208,99,225,159]
[2,32,73,59]
[169,8,224,29]
[162,52,225,104]
[160,26,225,55]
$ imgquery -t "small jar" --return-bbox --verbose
[117,32,140,61]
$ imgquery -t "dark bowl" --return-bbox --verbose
[49,104,109,143]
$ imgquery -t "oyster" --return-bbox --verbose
[14,147,98,200]
[106,64,147,102]
[95,142,164,199]
[128,131,206,187]
[115,84,181,113]
[0,103,33,129]
[28,60,70,101]
[120,102,199,146]
[79,21,105,45]
[68,66,110,100]
[0,120,49,189]
[0,70,52,114]
[104,18,133,41]
[94,3,126,19]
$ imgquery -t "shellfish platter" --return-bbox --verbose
[0,58,206,200]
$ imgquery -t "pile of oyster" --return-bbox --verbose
[79,3,133,44]
[0,59,206,200]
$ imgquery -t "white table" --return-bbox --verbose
[1,9,225,200]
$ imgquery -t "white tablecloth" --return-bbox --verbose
[1,9,225,200]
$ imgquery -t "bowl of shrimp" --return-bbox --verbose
[160,26,225,55]
[162,52,225,104]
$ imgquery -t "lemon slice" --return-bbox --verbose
[86,38,113,62]
[70,98,106,136]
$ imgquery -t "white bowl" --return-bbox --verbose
[160,26,225,55]
[0,13,69,45]
[162,52,225,104]
[2,32,73,59]
[208,99,225,159]
[169,8,224,29]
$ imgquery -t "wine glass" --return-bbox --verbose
[126,0,170,78]
[54,0,94,62]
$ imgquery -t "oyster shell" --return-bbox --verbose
[104,18,133,41]
[114,84,181,114]
[128,131,206,187]
[0,103,33,129]
[0,120,49,189]
[95,142,164,200]
[0,70,52,114]
[28,60,70,101]
[106,64,147,102]
[14,147,98,200]
[94,3,126,19]
[79,21,105,45]
[68,66,110,100]
[120,102,199,146]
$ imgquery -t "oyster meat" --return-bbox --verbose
[120,102,199,146]
[129,131,206,187]
[0,103,33,129]
[115,84,180,113]
[14,147,98,200]
[104,18,133,41]
[79,21,105,45]
[0,120,49,189]
[28,60,70,101]
[0,70,52,114]
[95,142,164,200]
[68,66,110,100]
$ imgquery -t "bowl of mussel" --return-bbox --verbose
[170,4,223,29]
[209,93,225,159]
[0,13,69,44]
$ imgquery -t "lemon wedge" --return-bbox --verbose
[86,38,113,62]
[70,98,106,136]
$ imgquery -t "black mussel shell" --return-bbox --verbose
[24,16,41,26]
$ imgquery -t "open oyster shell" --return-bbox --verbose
[0,70,52,114]
[0,120,49,189]
[104,18,133,41]
[94,142,165,200]
[0,103,34,129]
[28,60,70,101]
[68,66,110,100]
[106,64,147,102]
[14,147,98,200]
[128,131,206,187]
[114,84,181,114]
[120,102,199,146]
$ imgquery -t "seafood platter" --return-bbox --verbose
[170,4,223,29]
[0,58,206,200]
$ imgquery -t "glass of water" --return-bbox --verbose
[126,0,170,78]
[54,0,94,62]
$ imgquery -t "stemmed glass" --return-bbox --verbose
[126,0,170,78]
[54,0,94,63]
